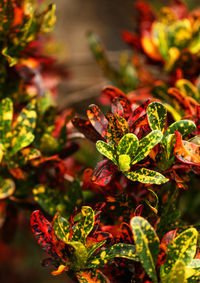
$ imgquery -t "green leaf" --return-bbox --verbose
[131,130,163,165]
[11,99,37,155]
[53,212,71,243]
[130,216,160,283]
[71,206,95,244]
[10,132,35,156]
[88,243,139,268]
[33,185,63,216]
[96,140,117,164]
[117,133,139,159]
[87,240,106,259]
[160,228,198,279]
[147,101,167,132]
[0,178,15,200]
[125,168,169,185]
[162,120,196,144]
[0,98,13,148]
[162,260,186,283]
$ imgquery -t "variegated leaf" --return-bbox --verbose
[162,120,196,144]
[106,114,128,149]
[125,168,169,185]
[87,240,106,259]
[96,140,117,165]
[71,206,95,244]
[117,133,139,159]
[0,98,13,148]
[162,260,186,283]
[10,132,35,156]
[88,243,139,269]
[147,101,167,132]
[87,104,108,139]
[52,212,71,243]
[161,228,198,279]
[131,130,163,165]
[130,216,160,283]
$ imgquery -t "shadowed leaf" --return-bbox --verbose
[130,216,160,282]
[147,101,167,132]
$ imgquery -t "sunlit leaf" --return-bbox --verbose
[161,228,198,279]
[125,168,168,185]
[96,140,117,164]
[131,130,163,165]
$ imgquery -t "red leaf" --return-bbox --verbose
[31,210,57,257]
[121,30,141,50]
[128,100,150,129]
[72,117,103,142]
[161,229,178,248]
[87,104,108,139]
[101,86,127,100]
[91,160,117,186]
[174,131,200,166]
[111,97,132,119]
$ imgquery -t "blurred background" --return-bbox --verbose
[0,0,199,282]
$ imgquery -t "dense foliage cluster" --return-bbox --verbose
[1,0,200,282]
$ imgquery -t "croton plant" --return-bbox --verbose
[1,0,200,282]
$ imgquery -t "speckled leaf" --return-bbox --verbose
[0,178,15,200]
[33,185,62,216]
[96,141,117,165]
[161,228,198,279]
[125,168,168,184]
[147,101,167,132]
[0,98,13,148]
[117,133,139,159]
[106,114,128,149]
[76,269,110,283]
[162,120,196,144]
[111,97,131,119]
[71,206,95,244]
[174,131,200,165]
[87,240,106,259]
[10,132,35,156]
[11,100,37,155]
[87,104,108,139]
[163,260,186,283]
[131,130,163,165]
[13,99,37,136]
[31,210,57,257]
[52,212,71,243]
[88,243,139,268]
[130,216,160,283]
